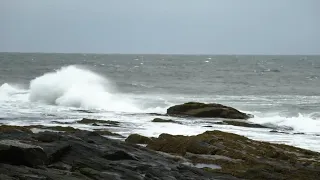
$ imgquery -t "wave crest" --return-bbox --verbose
[250,113,320,134]
[29,65,140,112]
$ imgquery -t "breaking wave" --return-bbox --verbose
[28,65,141,112]
[250,112,320,134]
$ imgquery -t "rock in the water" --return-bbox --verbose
[214,120,267,128]
[293,132,305,135]
[44,126,78,132]
[152,118,179,123]
[77,118,120,126]
[93,130,124,137]
[167,102,252,119]
[270,130,290,134]
[0,140,47,167]
[146,130,320,180]
[125,134,153,144]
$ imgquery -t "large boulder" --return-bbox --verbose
[0,140,47,167]
[167,102,252,119]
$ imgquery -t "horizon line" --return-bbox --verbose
[0,51,319,56]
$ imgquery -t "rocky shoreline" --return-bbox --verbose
[1,102,319,179]
[0,125,240,180]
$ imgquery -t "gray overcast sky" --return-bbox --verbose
[0,0,319,54]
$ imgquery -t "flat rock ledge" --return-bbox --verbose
[0,125,238,180]
[144,131,320,180]
[1,125,320,180]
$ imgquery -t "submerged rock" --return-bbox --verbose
[74,109,95,113]
[167,102,252,119]
[152,118,180,124]
[269,130,290,134]
[214,120,268,128]
[146,130,320,179]
[77,118,120,126]
[51,121,73,124]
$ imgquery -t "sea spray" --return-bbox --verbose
[0,83,28,101]
[28,65,140,112]
[249,113,320,134]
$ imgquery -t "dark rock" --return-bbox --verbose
[152,118,179,123]
[0,125,32,133]
[125,134,153,144]
[146,130,320,180]
[28,125,78,132]
[33,132,62,143]
[3,125,319,180]
[147,113,168,116]
[92,123,99,126]
[167,102,252,119]
[0,126,240,180]
[47,144,72,164]
[0,139,47,167]
[78,167,124,179]
[215,120,268,128]
[94,130,124,137]
[293,132,305,135]
[74,109,95,113]
[77,118,120,126]
[87,140,95,143]
[270,130,290,134]
[48,162,72,171]
[0,174,15,180]
[51,121,73,124]
[103,150,138,161]
[44,126,78,132]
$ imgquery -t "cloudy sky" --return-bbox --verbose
[0,0,319,54]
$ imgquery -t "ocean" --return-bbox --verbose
[0,53,320,151]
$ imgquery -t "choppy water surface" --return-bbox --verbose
[0,53,319,151]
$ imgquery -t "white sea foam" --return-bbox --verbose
[28,65,141,112]
[0,83,21,95]
[250,113,320,134]
[0,83,27,101]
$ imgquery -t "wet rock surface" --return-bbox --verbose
[152,118,180,124]
[125,134,153,144]
[0,125,238,180]
[145,130,320,180]
[167,102,252,119]
[213,120,268,128]
[77,118,120,126]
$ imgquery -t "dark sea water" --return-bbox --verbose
[0,53,320,151]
